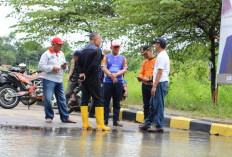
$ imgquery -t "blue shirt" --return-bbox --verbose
[102,54,128,83]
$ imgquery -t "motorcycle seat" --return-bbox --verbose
[23,73,44,80]
[12,72,44,84]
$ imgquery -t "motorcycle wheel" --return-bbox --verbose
[68,102,81,113]
[21,99,36,106]
[0,85,19,109]
[68,107,76,114]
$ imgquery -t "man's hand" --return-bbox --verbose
[124,90,128,97]
[112,73,118,78]
[143,77,149,82]
[109,73,118,82]
[151,87,156,97]
[53,66,60,73]
[61,63,67,69]
[112,77,118,84]
[137,76,143,82]
[109,74,115,80]
[78,73,86,83]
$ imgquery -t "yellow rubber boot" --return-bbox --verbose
[81,106,92,130]
[95,107,110,131]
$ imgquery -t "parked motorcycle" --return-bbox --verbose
[66,82,93,114]
[67,83,82,113]
[8,64,36,75]
[0,70,44,109]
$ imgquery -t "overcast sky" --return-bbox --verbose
[0,5,17,37]
[0,5,125,51]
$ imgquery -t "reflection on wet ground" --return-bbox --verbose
[0,127,232,157]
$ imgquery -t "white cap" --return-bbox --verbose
[111,40,121,47]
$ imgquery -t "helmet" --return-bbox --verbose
[18,63,27,73]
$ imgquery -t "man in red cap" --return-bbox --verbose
[39,37,76,123]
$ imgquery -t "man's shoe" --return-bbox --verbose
[147,126,164,133]
[139,124,150,131]
[113,121,123,127]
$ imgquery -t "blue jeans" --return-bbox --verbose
[43,79,69,122]
[103,82,123,124]
[145,81,169,128]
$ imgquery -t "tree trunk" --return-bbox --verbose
[210,37,216,100]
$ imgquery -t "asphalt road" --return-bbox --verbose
[0,103,232,157]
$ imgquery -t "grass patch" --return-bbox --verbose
[10,64,231,119]
[121,70,232,119]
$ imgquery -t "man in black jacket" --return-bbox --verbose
[77,32,110,131]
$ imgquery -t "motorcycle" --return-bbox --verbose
[0,70,44,109]
[66,82,93,114]
[67,83,82,113]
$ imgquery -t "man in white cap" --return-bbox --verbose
[101,40,128,127]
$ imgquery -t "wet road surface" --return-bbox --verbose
[0,127,232,157]
[0,104,232,157]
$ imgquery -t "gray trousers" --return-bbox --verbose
[65,80,79,105]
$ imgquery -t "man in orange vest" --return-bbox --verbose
[137,45,156,120]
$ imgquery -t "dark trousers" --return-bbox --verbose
[88,83,103,116]
[103,82,123,124]
[88,99,95,116]
[81,78,103,107]
[142,83,153,120]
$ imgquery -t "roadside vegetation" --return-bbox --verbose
[122,69,232,119]
[1,0,230,118]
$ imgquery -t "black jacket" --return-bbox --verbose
[77,43,103,79]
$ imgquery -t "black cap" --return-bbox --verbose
[141,45,151,55]
[153,37,166,48]
[71,50,81,56]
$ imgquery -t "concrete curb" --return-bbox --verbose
[37,101,232,136]
[119,108,232,137]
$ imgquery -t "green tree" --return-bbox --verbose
[14,40,46,66]
[112,0,221,100]
[5,0,116,41]
[0,35,17,65]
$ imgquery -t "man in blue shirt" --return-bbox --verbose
[101,40,128,127]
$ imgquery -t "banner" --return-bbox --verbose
[217,0,232,84]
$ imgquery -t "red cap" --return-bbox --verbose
[111,40,121,47]
[51,37,64,45]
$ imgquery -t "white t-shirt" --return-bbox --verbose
[38,50,66,83]
[153,50,170,82]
